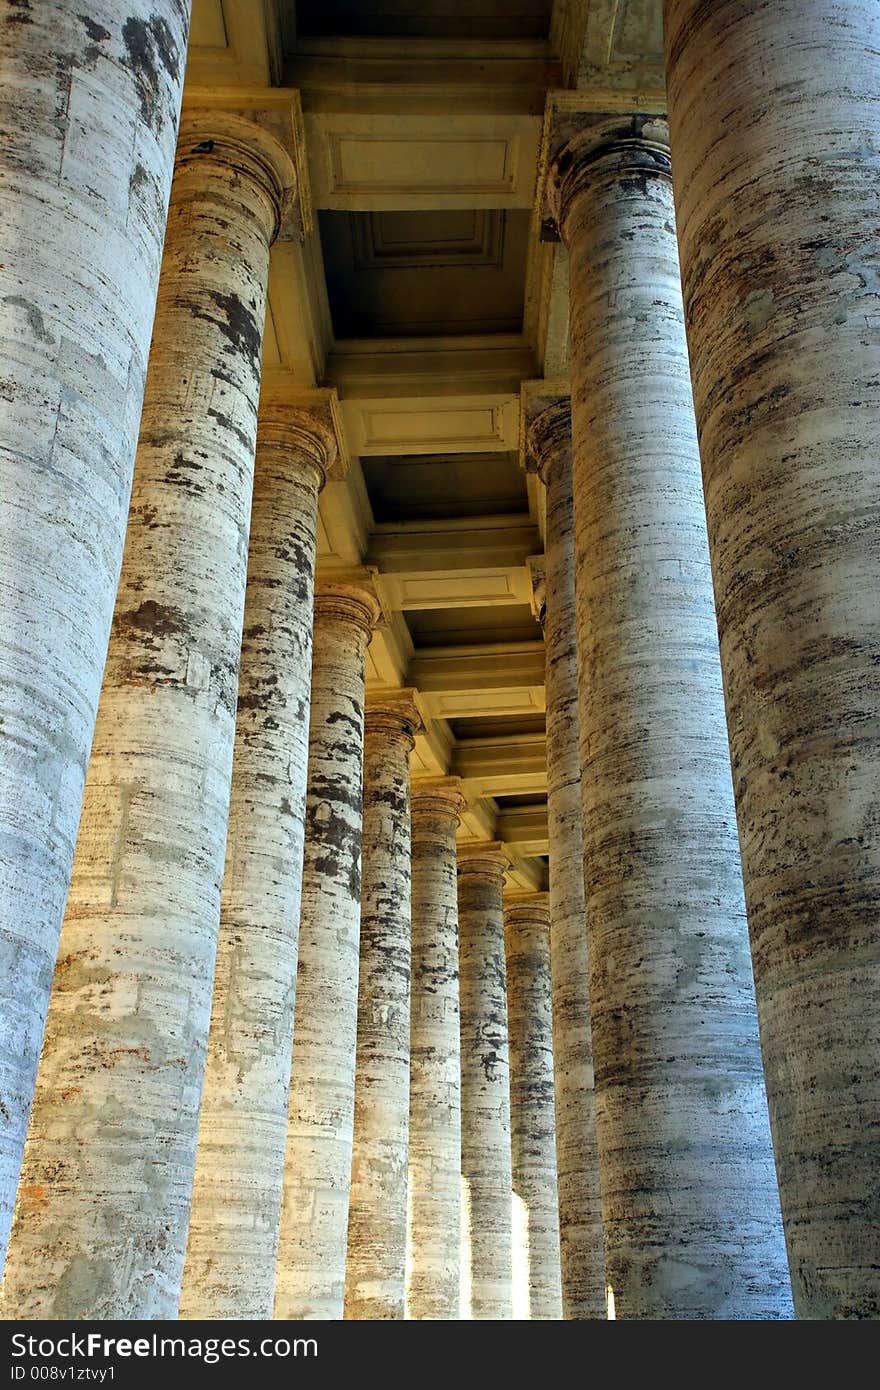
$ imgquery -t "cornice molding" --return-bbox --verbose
[535,90,667,241]
[503,889,550,918]
[364,686,423,743]
[180,87,313,238]
[457,840,511,883]
[254,386,346,483]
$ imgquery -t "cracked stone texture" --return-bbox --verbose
[528,397,605,1319]
[665,0,880,1319]
[1,114,292,1319]
[549,114,792,1319]
[180,409,334,1319]
[345,695,421,1320]
[504,895,563,1320]
[0,0,189,1263]
[405,778,466,1321]
[274,582,381,1321]
[458,843,513,1320]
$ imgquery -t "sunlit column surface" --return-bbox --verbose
[3,111,293,1319]
[665,0,880,1319]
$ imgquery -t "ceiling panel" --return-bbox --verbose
[448,712,545,740]
[362,450,526,521]
[405,602,541,648]
[320,209,529,337]
[294,0,552,40]
[305,113,541,212]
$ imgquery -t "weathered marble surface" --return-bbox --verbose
[274,581,380,1321]
[2,113,293,1319]
[549,113,792,1319]
[526,394,605,1319]
[458,843,513,1320]
[504,894,562,1321]
[345,694,421,1320]
[180,409,334,1319]
[0,0,189,1263]
[405,778,466,1321]
[665,0,880,1320]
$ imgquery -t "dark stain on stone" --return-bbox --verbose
[7,0,32,25]
[4,296,53,343]
[620,174,650,198]
[122,13,181,126]
[213,656,240,717]
[116,599,186,638]
[78,14,110,41]
[128,162,150,196]
[207,407,252,455]
[237,674,278,713]
[202,290,262,370]
[479,1048,502,1082]
[326,709,361,736]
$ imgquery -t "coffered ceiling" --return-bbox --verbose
[294,0,554,40]
[186,0,665,888]
[320,209,531,338]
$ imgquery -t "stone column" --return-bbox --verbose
[405,777,467,1321]
[344,691,421,1320]
[545,113,792,1319]
[1,114,295,1320]
[664,0,880,1319]
[0,0,190,1261]
[457,842,513,1320]
[504,893,562,1321]
[524,387,605,1318]
[274,579,381,1321]
[179,401,339,1320]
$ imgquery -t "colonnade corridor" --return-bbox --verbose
[0,0,877,1325]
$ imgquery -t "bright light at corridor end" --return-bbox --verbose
[511,1191,530,1320]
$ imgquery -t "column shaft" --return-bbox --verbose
[2,116,292,1319]
[504,896,562,1320]
[274,582,380,1320]
[405,780,466,1321]
[458,844,512,1320]
[0,0,189,1258]
[527,393,605,1318]
[344,695,420,1320]
[550,116,791,1318]
[180,409,333,1319]
[665,0,880,1318]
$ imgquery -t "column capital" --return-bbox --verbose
[411,776,468,830]
[538,107,670,242]
[176,111,298,245]
[503,892,551,929]
[313,576,382,636]
[526,554,547,631]
[258,395,343,492]
[520,380,572,487]
[365,688,423,747]
[457,841,511,885]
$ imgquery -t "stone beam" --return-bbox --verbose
[549,2,665,98]
[457,797,498,846]
[496,804,549,857]
[451,733,548,798]
[286,38,559,117]
[408,645,545,722]
[505,853,548,894]
[369,517,539,613]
